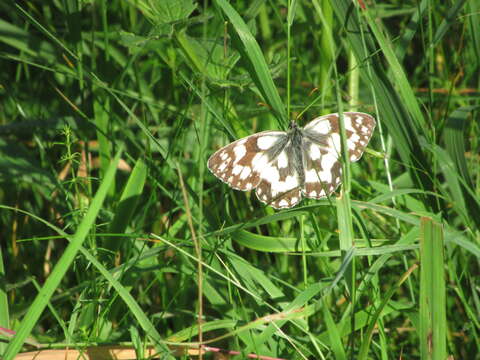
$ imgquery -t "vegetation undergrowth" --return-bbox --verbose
[1,0,479,359]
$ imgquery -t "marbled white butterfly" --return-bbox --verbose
[208,112,375,209]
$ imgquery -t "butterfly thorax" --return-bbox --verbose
[287,123,306,187]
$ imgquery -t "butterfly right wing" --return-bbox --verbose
[208,130,287,192]
[301,112,375,199]
[303,112,376,162]
[301,136,343,199]
[208,130,304,209]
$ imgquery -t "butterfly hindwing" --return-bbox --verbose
[255,141,303,209]
[301,137,343,199]
[207,131,287,191]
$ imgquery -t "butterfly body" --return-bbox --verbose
[208,112,376,209]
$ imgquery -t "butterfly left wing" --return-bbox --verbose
[301,112,375,199]
[208,130,304,209]
[208,130,287,191]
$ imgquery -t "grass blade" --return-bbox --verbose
[444,106,480,229]
[232,229,312,252]
[431,0,468,47]
[358,264,418,359]
[2,148,123,360]
[330,0,438,211]
[322,297,346,360]
[106,158,148,252]
[0,245,9,355]
[419,217,447,360]
[93,92,114,195]
[214,0,286,128]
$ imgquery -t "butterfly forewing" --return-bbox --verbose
[303,112,376,162]
[207,131,287,191]
[300,112,375,199]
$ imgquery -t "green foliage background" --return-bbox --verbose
[1,0,479,359]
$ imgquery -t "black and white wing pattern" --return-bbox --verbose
[301,112,376,199]
[208,112,375,209]
[254,139,303,209]
[208,130,303,209]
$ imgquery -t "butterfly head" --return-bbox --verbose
[288,120,297,130]
[287,120,303,143]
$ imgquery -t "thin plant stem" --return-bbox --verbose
[177,166,203,358]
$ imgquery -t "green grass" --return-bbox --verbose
[1,0,479,359]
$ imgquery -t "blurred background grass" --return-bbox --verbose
[1,0,479,359]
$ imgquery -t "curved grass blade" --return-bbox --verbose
[322,297,346,360]
[444,106,477,187]
[352,200,421,226]
[106,158,148,251]
[0,212,173,359]
[330,1,438,211]
[358,263,418,359]
[431,0,468,47]
[232,229,311,252]
[0,245,8,355]
[214,0,287,128]
[444,106,480,229]
[2,149,122,360]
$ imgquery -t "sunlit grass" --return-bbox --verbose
[0,0,479,359]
